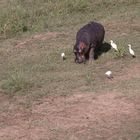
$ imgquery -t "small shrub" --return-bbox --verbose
[0,6,29,38]
[85,73,94,85]
[1,71,32,94]
[113,46,127,58]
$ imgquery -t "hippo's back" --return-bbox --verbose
[76,21,105,46]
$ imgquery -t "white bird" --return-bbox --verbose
[105,71,113,79]
[61,52,66,60]
[110,40,118,51]
[128,44,135,58]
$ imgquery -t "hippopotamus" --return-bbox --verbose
[73,21,105,63]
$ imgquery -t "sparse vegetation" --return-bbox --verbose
[113,46,127,58]
[1,70,32,94]
[85,71,95,85]
[0,0,140,139]
[0,0,139,97]
[0,0,139,38]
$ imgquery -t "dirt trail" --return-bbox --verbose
[0,91,140,140]
[15,32,65,48]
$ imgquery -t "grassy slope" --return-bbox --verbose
[0,0,140,139]
[0,0,140,100]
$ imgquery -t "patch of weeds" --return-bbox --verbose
[85,73,94,85]
[0,3,29,39]
[135,134,140,140]
[66,0,89,13]
[113,45,127,59]
[1,71,32,95]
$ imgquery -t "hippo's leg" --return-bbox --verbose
[89,47,94,60]
[89,47,95,64]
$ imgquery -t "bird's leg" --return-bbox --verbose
[108,75,113,80]
[132,55,136,58]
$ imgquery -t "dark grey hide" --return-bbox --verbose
[73,21,105,63]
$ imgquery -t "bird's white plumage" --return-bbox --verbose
[61,52,66,60]
[128,44,135,57]
[105,71,113,78]
[105,71,112,76]
[61,53,65,57]
[110,40,118,51]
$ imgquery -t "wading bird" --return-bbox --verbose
[110,40,118,51]
[61,52,66,60]
[105,71,113,79]
[128,44,136,58]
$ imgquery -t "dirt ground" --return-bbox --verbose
[0,90,140,140]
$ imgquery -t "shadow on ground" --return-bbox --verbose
[94,42,111,60]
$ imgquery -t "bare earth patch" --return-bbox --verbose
[15,32,65,48]
[0,91,140,140]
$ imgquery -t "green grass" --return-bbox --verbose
[0,0,139,38]
[0,0,139,99]
[1,70,33,94]
[113,44,127,58]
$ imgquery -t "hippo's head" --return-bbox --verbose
[73,42,87,64]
